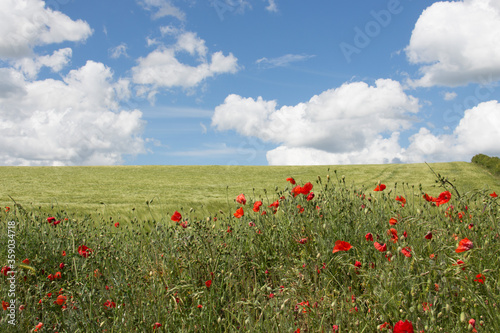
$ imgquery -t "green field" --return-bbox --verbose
[1,162,499,221]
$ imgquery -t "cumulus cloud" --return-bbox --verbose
[137,0,186,20]
[132,31,239,91]
[0,0,92,59]
[256,54,315,68]
[109,43,129,59]
[405,100,500,162]
[406,0,500,87]
[13,48,72,79]
[0,61,146,166]
[212,79,420,164]
[265,0,278,12]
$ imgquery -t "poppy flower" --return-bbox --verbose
[2,301,8,310]
[269,200,279,208]
[104,300,116,309]
[77,245,92,258]
[54,272,62,279]
[455,238,473,253]
[292,186,302,197]
[401,247,412,258]
[301,182,313,195]
[153,322,162,329]
[286,177,296,185]
[22,258,30,264]
[393,319,414,333]
[253,201,262,212]
[34,322,43,332]
[423,193,435,202]
[424,232,432,240]
[53,220,61,226]
[491,192,498,198]
[47,274,55,281]
[354,261,362,268]
[332,240,352,253]
[435,191,452,206]
[297,237,308,244]
[387,228,398,243]
[365,233,374,242]
[47,217,56,223]
[374,242,387,252]
[389,217,398,225]
[171,211,182,222]
[114,222,119,227]
[395,196,406,207]
[205,279,212,288]
[236,194,246,205]
[59,263,65,269]
[234,207,244,218]
[62,251,66,257]
[55,295,67,306]
[306,192,315,201]
[4,206,10,212]
[179,221,188,228]
[374,184,386,191]
[297,205,304,213]
[453,259,466,270]
[474,274,485,284]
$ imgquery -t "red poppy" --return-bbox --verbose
[393,319,414,333]
[269,200,279,208]
[205,279,212,288]
[114,222,119,227]
[171,211,182,222]
[286,177,296,185]
[179,221,188,228]
[423,193,435,202]
[401,247,412,258]
[455,238,473,253]
[60,263,65,269]
[365,233,373,242]
[395,196,406,207]
[55,295,67,306]
[54,272,62,279]
[2,301,8,310]
[297,205,304,213]
[474,274,485,284]
[301,182,313,195]
[62,251,66,257]
[453,259,466,270]
[292,186,302,197]
[104,300,116,309]
[388,228,398,243]
[491,192,498,198]
[306,192,315,201]
[77,245,92,258]
[253,201,262,212]
[373,184,386,191]
[234,207,244,218]
[236,194,246,205]
[47,217,56,223]
[153,323,162,329]
[354,261,362,268]
[389,217,398,225]
[424,232,432,240]
[297,237,308,244]
[435,191,452,206]
[374,242,387,252]
[47,274,55,281]
[332,240,352,253]
[34,322,43,332]
[53,220,61,226]
[4,206,10,212]
[22,258,30,264]
[197,304,203,308]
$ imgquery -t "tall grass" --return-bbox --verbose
[1,168,499,332]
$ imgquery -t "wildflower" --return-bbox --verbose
[401,247,412,258]
[34,322,43,332]
[469,318,477,333]
[374,184,386,191]
[301,182,313,195]
[389,217,398,225]
[379,322,392,330]
[297,205,304,213]
[297,237,308,244]
[78,245,92,258]
[292,186,302,197]
[62,251,66,257]
[171,211,182,222]
[455,238,473,253]
[53,219,61,226]
[2,301,8,310]
[114,222,119,227]
[286,177,296,185]
[435,191,452,206]
[180,221,188,228]
[236,193,246,205]
[54,272,62,279]
[104,300,116,309]
[387,228,398,243]
[47,217,56,223]
[269,200,280,209]
[22,258,30,264]
[395,196,406,207]
[332,240,353,253]
[424,232,432,240]
[234,207,244,218]
[393,319,414,333]
[365,233,374,241]
[153,322,162,329]
[474,274,485,284]
[423,193,435,202]
[268,293,274,299]
[374,242,387,252]
[306,192,315,201]
[205,279,212,288]
[354,261,362,268]
[4,206,10,212]
[47,274,55,281]
[55,295,67,306]
[332,324,339,332]
[248,221,255,227]
[19,305,25,311]
[491,192,498,198]
[422,302,432,311]
[453,259,466,270]
[253,201,262,212]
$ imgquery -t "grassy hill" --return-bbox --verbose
[1,162,499,220]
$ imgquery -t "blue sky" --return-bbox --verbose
[1,0,499,166]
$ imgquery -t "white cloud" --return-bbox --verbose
[443,91,457,101]
[13,48,72,79]
[0,61,146,166]
[0,0,92,59]
[212,79,420,164]
[265,0,278,12]
[406,0,500,87]
[109,43,129,59]
[256,54,315,68]
[132,32,239,90]
[405,100,500,162]
[137,0,186,20]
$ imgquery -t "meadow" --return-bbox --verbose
[0,162,499,332]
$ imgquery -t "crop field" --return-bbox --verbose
[1,162,499,332]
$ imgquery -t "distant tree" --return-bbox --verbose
[471,154,500,176]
